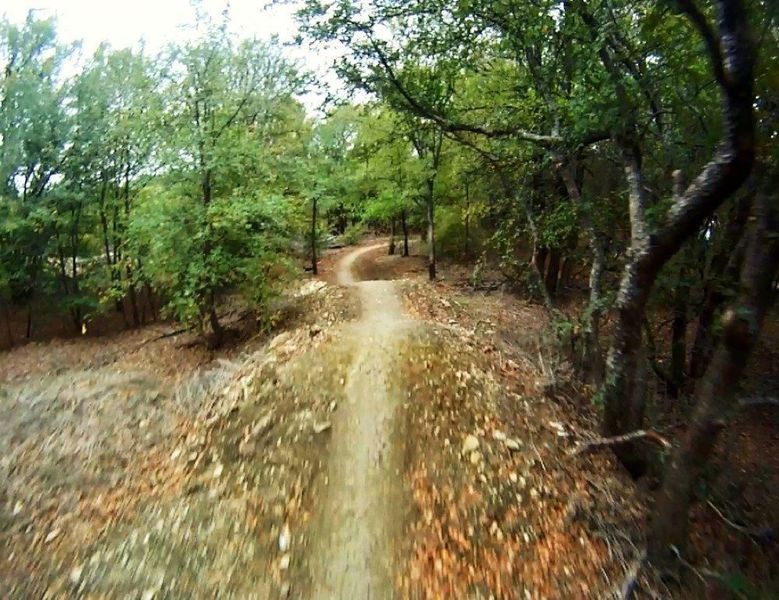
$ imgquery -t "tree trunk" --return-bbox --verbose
[26,303,33,339]
[209,306,225,348]
[311,197,318,276]
[401,210,409,257]
[145,280,158,321]
[557,159,605,383]
[426,180,436,280]
[545,248,561,297]
[389,217,396,255]
[669,275,688,397]
[648,180,778,571]
[2,301,13,348]
[532,245,548,277]
[464,180,471,258]
[690,193,752,378]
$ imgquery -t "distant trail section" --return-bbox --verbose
[309,242,413,599]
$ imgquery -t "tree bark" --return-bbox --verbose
[690,192,752,378]
[389,217,396,255]
[464,180,471,258]
[401,210,409,257]
[600,0,756,471]
[311,197,318,276]
[546,248,561,297]
[557,159,605,383]
[426,179,436,280]
[647,174,778,570]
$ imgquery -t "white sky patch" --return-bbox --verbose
[2,0,347,115]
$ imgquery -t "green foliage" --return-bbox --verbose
[340,222,365,246]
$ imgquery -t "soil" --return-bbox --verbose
[307,243,414,598]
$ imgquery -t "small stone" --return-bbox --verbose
[280,582,291,598]
[12,501,22,516]
[45,529,60,543]
[492,430,507,442]
[309,324,322,337]
[279,523,291,552]
[69,564,83,585]
[313,421,332,434]
[504,438,522,451]
[462,434,479,454]
[238,439,256,457]
[141,589,156,600]
[470,451,482,465]
[170,447,182,461]
[279,553,290,570]
[509,472,518,483]
[213,463,224,478]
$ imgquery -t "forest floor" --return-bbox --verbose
[1,239,777,599]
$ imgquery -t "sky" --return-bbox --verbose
[2,0,345,113]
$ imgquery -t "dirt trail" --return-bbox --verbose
[308,243,413,599]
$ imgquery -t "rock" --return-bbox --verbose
[296,280,327,298]
[45,529,60,543]
[69,564,83,585]
[251,412,274,437]
[469,451,482,465]
[213,463,224,478]
[279,523,291,552]
[313,421,332,434]
[268,331,292,350]
[279,553,290,570]
[141,589,156,600]
[504,438,522,451]
[492,430,507,442]
[462,434,480,454]
[280,582,291,598]
[170,447,182,461]
[238,439,256,457]
[309,324,322,337]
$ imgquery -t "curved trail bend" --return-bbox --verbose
[309,243,414,599]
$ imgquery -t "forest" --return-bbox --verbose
[1,0,778,598]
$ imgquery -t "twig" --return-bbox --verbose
[671,545,749,600]
[739,396,779,409]
[706,499,777,541]
[570,429,671,456]
[528,431,547,472]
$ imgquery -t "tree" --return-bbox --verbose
[0,13,72,337]
[155,22,304,344]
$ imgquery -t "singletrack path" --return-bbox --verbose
[308,243,413,599]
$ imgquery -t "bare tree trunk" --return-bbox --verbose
[389,217,396,255]
[690,192,752,378]
[464,180,471,258]
[401,210,409,257]
[426,180,436,280]
[545,249,561,297]
[648,177,778,571]
[311,197,318,276]
[558,159,605,383]
[669,276,688,397]
[26,303,32,340]
[669,177,693,397]
[2,301,13,348]
[600,0,756,472]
